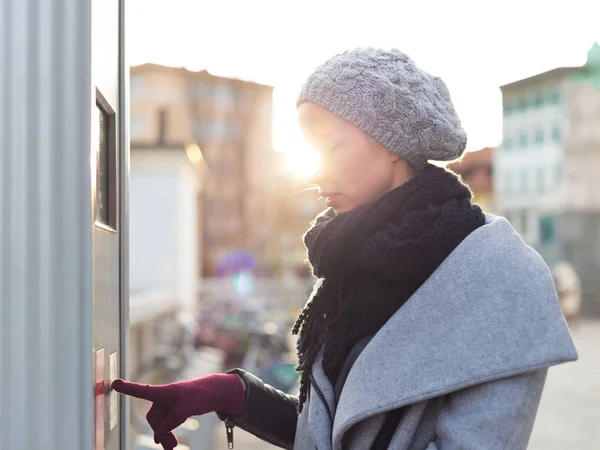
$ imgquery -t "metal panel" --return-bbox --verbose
[0,0,94,448]
[119,1,131,448]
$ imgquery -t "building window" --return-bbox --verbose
[539,215,556,245]
[213,120,228,140]
[214,85,235,106]
[521,169,528,193]
[191,119,203,139]
[521,211,529,235]
[555,164,563,184]
[519,132,528,148]
[158,109,167,144]
[534,128,544,145]
[193,119,237,141]
[192,81,212,100]
[505,172,512,194]
[552,125,562,142]
[547,88,562,105]
[503,136,513,151]
[155,86,182,102]
[533,93,544,108]
[130,116,145,136]
[230,121,242,140]
[503,100,515,116]
[536,167,545,193]
[130,75,144,99]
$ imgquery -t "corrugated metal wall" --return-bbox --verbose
[0,0,94,448]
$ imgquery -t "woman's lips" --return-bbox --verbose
[325,194,341,207]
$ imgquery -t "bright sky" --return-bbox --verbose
[128,0,600,160]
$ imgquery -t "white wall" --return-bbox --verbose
[177,161,200,313]
[130,171,179,292]
[130,149,202,316]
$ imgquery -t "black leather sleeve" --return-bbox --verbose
[216,368,299,450]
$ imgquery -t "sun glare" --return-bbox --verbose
[285,146,321,180]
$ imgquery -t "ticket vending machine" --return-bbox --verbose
[91,0,128,449]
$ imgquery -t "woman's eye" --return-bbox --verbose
[313,142,340,161]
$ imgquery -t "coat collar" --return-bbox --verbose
[329,214,578,448]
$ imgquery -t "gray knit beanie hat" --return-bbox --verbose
[297,48,467,169]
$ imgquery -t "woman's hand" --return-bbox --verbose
[112,373,245,450]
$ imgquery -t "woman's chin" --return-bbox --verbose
[332,205,353,214]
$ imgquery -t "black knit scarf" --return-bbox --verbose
[292,164,486,413]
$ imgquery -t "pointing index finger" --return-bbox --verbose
[111,378,165,402]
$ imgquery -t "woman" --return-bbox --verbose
[552,260,582,328]
[113,48,578,450]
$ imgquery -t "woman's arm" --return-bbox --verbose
[426,368,548,449]
[217,369,299,450]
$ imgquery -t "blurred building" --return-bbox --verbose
[448,147,495,213]
[130,64,284,276]
[496,42,600,315]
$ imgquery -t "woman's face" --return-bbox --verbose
[298,102,412,214]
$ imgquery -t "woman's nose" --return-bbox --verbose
[303,151,324,186]
[304,168,324,187]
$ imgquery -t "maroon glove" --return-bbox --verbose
[112,373,245,450]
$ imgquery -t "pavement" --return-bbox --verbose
[211,320,599,449]
[528,319,600,449]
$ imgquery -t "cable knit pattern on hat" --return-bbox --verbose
[297,48,467,169]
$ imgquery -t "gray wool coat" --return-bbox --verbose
[222,214,578,449]
[293,214,578,450]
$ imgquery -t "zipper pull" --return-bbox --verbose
[225,420,235,449]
